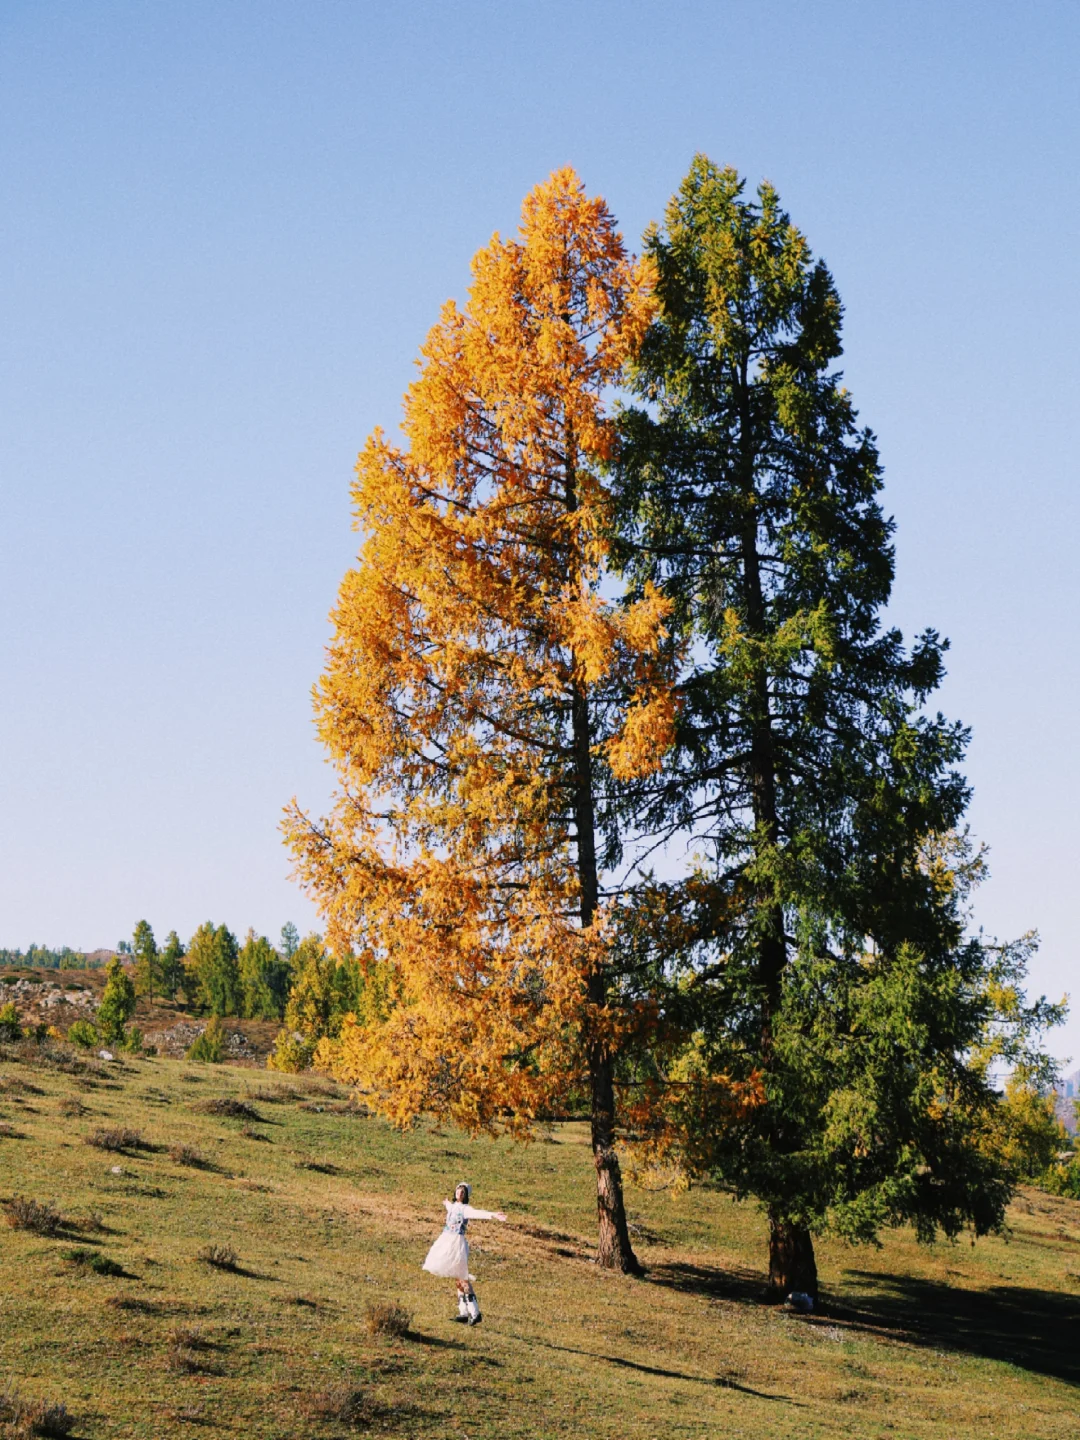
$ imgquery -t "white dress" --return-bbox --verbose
[422,1200,498,1281]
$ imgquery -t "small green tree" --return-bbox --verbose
[186,923,241,1017]
[159,930,186,999]
[97,957,137,1045]
[0,1001,21,1040]
[268,935,361,1072]
[239,930,293,1020]
[67,1018,98,1048]
[187,1014,226,1063]
[280,921,300,961]
[991,1076,1068,1180]
[132,920,159,1003]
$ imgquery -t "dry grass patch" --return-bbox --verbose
[106,1296,164,1314]
[167,1343,221,1376]
[247,1085,298,1103]
[57,1097,87,1118]
[167,1325,212,1351]
[168,1143,213,1169]
[299,1383,372,1428]
[192,1097,262,1121]
[363,1300,411,1338]
[85,1126,151,1153]
[0,1384,76,1438]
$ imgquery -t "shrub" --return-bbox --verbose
[86,1127,149,1153]
[120,1025,144,1054]
[0,1001,21,1040]
[363,1299,411,1337]
[197,1244,239,1271]
[3,1196,64,1236]
[169,1143,212,1169]
[60,1247,126,1277]
[240,1123,270,1142]
[0,1384,76,1438]
[66,1019,99,1049]
[167,1344,221,1375]
[193,1097,262,1121]
[186,1016,226,1063]
[167,1325,211,1351]
[58,1096,88,1117]
[300,1384,372,1426]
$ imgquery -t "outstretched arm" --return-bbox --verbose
[462,1205,507,1221]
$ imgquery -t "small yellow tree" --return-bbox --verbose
[287,169,673,1271]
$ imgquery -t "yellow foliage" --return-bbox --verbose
[286,169,675,1137]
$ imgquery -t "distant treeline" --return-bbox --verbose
[0,944,103,969]
[98,919,306,1021]
[0,922,308,1025]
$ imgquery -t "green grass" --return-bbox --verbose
[1,1039,1078,1439]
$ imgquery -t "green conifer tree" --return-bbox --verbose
[97,957,137,1045]
[132,919,159,1003]
[186,922,242,1017]
[615,157,1063,1297]
[239,930,293,1020]
[267,935,364,1072]
[159,930,186,999]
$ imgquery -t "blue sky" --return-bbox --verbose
[1,1,1077,1060]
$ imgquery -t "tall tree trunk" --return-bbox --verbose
[736,360,786,1028]
[768,1211,818,1300]
[567,437,641,1277]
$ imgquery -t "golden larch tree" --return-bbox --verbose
[286,168,673,1271]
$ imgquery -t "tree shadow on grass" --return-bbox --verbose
[645,1257,767,1305]
[503,1331,796,1403]
[402,1330,468,1351]
[648,1256,1080,1388]
[829,1271,1080,1388]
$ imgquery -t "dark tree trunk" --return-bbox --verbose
[566,437,641,1277]
[735,362,787,1039]
[590,1047,642,1273]
[768,1212,818,1299]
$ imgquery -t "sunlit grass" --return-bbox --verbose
[0,1044,1077,1438]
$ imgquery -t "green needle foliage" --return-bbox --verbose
[96,957,137,1047]
[187,922,242,1017]
[132,919,159,1002]
[158,929,186,1000]
[614,156,1063,1297]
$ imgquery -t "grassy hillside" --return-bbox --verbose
[1,1038,1078,1439]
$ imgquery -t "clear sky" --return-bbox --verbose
[1,2,1077,1060]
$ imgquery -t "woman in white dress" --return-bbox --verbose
[422,1182,507,1325]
